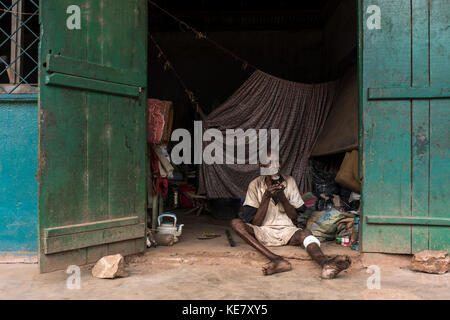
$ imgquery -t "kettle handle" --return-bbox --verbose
[157,213,177,227]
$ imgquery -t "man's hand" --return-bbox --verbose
[270,182,297,222]
[253,182,283,226]
[263,183,284,200]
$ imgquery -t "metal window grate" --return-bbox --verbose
[0,0,39,95]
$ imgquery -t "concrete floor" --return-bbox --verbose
[0,213,449,300]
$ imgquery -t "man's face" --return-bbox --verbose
[260,155,281,179]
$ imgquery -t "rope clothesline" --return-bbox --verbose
[148,0,258,72]
[2,0,265,72]
[148,0,264,121]
[149,35,207,121]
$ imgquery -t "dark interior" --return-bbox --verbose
[147,0,358,174]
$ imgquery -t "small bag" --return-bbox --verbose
[335,150,361,193]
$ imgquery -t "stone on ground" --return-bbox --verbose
[92,254,128,279]
[410,250,450,274]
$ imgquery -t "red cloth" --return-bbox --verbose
[179,184,196,208]
[147,99,165,145]
[302,195,318,209]
[151,148,168,197]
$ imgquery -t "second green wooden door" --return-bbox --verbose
[360,0,450,254]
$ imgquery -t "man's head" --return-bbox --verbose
[260,151,281,181]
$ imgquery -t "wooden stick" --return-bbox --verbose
[225,229,236,247]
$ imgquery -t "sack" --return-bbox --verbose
[335,150,361,193]
[306,208,355,242]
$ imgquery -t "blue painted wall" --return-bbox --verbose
[0,96,38,254]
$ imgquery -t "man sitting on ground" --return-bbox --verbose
[230,155,351,278]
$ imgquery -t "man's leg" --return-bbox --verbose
[289,229,351,279]
[230,218,291,275]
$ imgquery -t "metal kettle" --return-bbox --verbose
[156,213,184,237]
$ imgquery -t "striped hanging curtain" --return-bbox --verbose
[199,70,338,199]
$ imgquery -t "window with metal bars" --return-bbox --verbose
[0,0,39,95]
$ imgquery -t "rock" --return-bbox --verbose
[410,250,450,274]
[92,254,128,279]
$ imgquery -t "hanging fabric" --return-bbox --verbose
[199,70,338,199]
[151,148,169,198]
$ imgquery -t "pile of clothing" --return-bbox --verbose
[295,192,317,229]
[306,208,356,242]
[298,150,361,247]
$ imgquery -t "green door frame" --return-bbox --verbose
[357,0,365,250]
[358,0,450,253]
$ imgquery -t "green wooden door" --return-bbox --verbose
[38,1,148,272]
[360,0,450,254]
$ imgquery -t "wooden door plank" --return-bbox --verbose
[105,4,138,221]
[101,2,147,223]
[411,99,430,252]
[46,54,145,87]
[45,73,140,97]
[361,0,412,253]
[411,0,430,253]
[429,100,450,252]
[366,215,450,226]
[86,0,111,226]
[429,0,450,252]
[44,223,145,254]
[38,0,90,273]
[44,216,139,237]
[368,86,450,100]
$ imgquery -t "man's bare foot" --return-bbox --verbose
[262,258,292,276]
[321,255,351,279]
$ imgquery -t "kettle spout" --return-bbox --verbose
[176,224,184,237]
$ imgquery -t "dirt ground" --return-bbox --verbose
[0,213,449,300]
